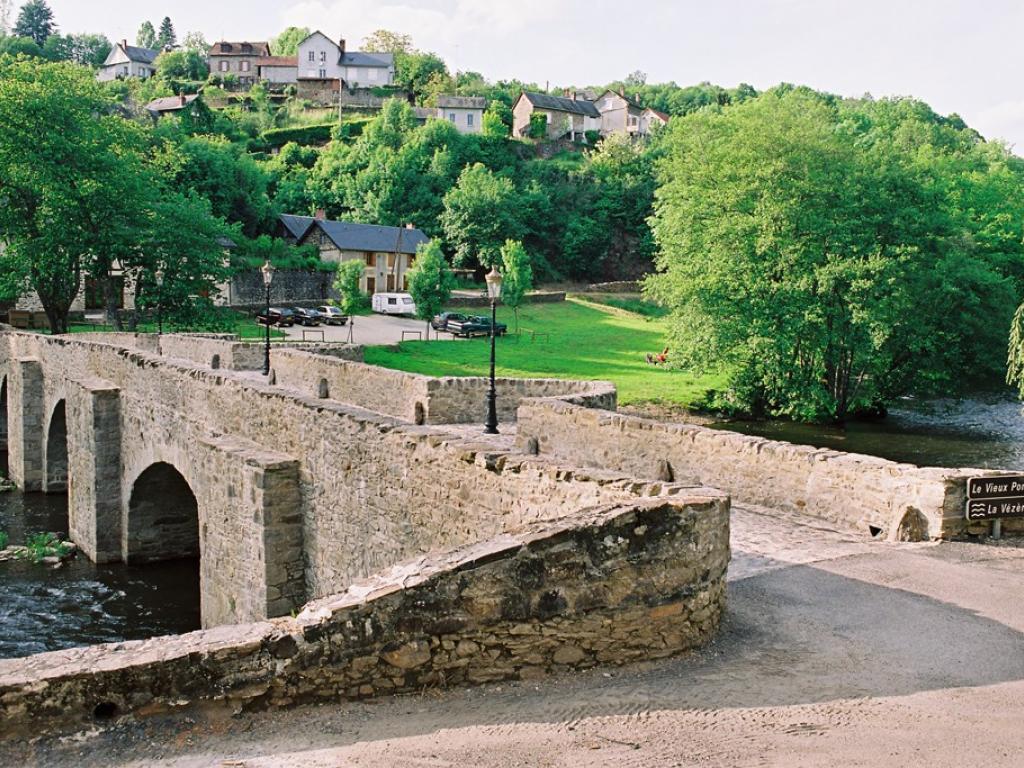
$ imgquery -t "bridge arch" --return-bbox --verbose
[44,399,68,493]
[125,461,200,564]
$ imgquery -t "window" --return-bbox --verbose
[241,61,250,72]
[387,297,397,305]
[318,69,327,79]
[320,50,326,63]
[364,252,375,266]
[467,113,474,127]
[449,113,456,123]
[387,253,396,268]
[219,60,228,72]
[308,50,315,62]
[628,116,638,126]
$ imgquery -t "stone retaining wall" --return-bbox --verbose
[515,398,991,540]
[0,495,729,738]
[270,347,615,424]
[447,291,566,308]
[157,334,362,372]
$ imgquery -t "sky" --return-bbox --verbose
[41,0,1024,149]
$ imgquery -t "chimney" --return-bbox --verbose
[315,208,326,220]
[405,222,415,230]
[121,39,128,50]
[339,38,346,56]
[619,86,625,98]
[571,91,577,101]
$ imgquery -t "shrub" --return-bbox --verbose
[261,123,336,148]
[528,112,547,139]
[19,532,69,562]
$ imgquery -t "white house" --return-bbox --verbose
[96,41,159,82]
[295,31,395,85]
[437,96,486,134]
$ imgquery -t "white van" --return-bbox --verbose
[371,292,417,316]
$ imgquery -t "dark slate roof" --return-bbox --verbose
[124,44,158,64]
[520,91,600,118]
[340,51,394,67]
[210,41,271,57]
[280,214,316,240]
[145,94,199,113]
[317,220,428,254]
[438,95,487,109]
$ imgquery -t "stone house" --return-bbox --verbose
[257,56,299,85]
[96,41,158,81]
[294,31,395,101]
[436,96,486,134]
[280,212,429,294]
[144,94,202,121]
[594,89,646,136]
[208,41,271,87]
[640,106,670,133]
[512,91,601,142]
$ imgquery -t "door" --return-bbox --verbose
[366,276,376,294]
[386,274,396,291]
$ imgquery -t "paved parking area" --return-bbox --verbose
[281,313,463,346]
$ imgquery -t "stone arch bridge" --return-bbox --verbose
[0,330,620,628]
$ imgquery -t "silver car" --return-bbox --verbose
[317,306,348,326]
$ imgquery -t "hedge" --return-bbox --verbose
[260,122,336,148]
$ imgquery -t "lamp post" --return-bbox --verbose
[261,259,275,376]
[484,265,503,434]
[154,267,164,336]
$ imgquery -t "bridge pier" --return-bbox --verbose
[7,358,44,491]
[67,378,123,563]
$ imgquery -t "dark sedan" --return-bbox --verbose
[255,307,295,327]
[446,315,508,338]
[431,312,469,332]
[291,307,322,327]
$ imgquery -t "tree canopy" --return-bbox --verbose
[157,17,176,48]
[13,0,53,46]
[136,21,156,49]
[646,88,1024,421]
[270,26,309,56]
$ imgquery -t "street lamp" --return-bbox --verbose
[154,267,165,336]
[484,264,503,434]
[261,259,275,376]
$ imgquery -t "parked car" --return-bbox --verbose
[290,307,321,326]
[317,306,348,326]
[256,307,295,327]
[446,315,508,338]
[431,312,469,332]
[372,292,417,316]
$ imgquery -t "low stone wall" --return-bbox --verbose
[585,281,641,293]
[157,334,362,372]
[270,347,614,424]
[0,495,729,738]
[515,398,991,540]
[223,269,338,310]
[447,291,566,308]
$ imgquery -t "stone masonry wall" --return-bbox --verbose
[270,347,615,425]
[0,331,684,606]
[515,398,983,540]
[0,496,730,738]
[156,334,363,372]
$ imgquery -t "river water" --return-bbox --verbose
[0,454,200,660]
[711,393,1024,470]
[2,395,1022,661]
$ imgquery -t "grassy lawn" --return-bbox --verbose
[363,297,727,408]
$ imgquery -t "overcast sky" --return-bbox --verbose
[43,0,1024,149]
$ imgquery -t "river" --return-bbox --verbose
[0,453,200,660]
[710,393,1024,470]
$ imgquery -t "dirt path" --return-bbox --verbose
[7,506,1024,767]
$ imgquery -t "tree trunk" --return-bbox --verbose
[102,276,122,331]
[43,305,69,335]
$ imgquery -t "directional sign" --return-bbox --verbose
[967,475,1024,501]
[966,475,1024,521]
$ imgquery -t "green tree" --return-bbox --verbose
[395,50,447,100]
[482,99,511,137]
[156,16,175,48]
[270,26,309,56]
[406,240,453,339]
[182,31,208,53]
[0,34,42,57]
[13,0,54,46]
[647,88,1021,422]
[499,240,532,332]
[136,21,156,49]
[155,48,208,81]
[440,163,524,271]
[528,112,547,139]
[332,259,366,341]
[361,29,413,54]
